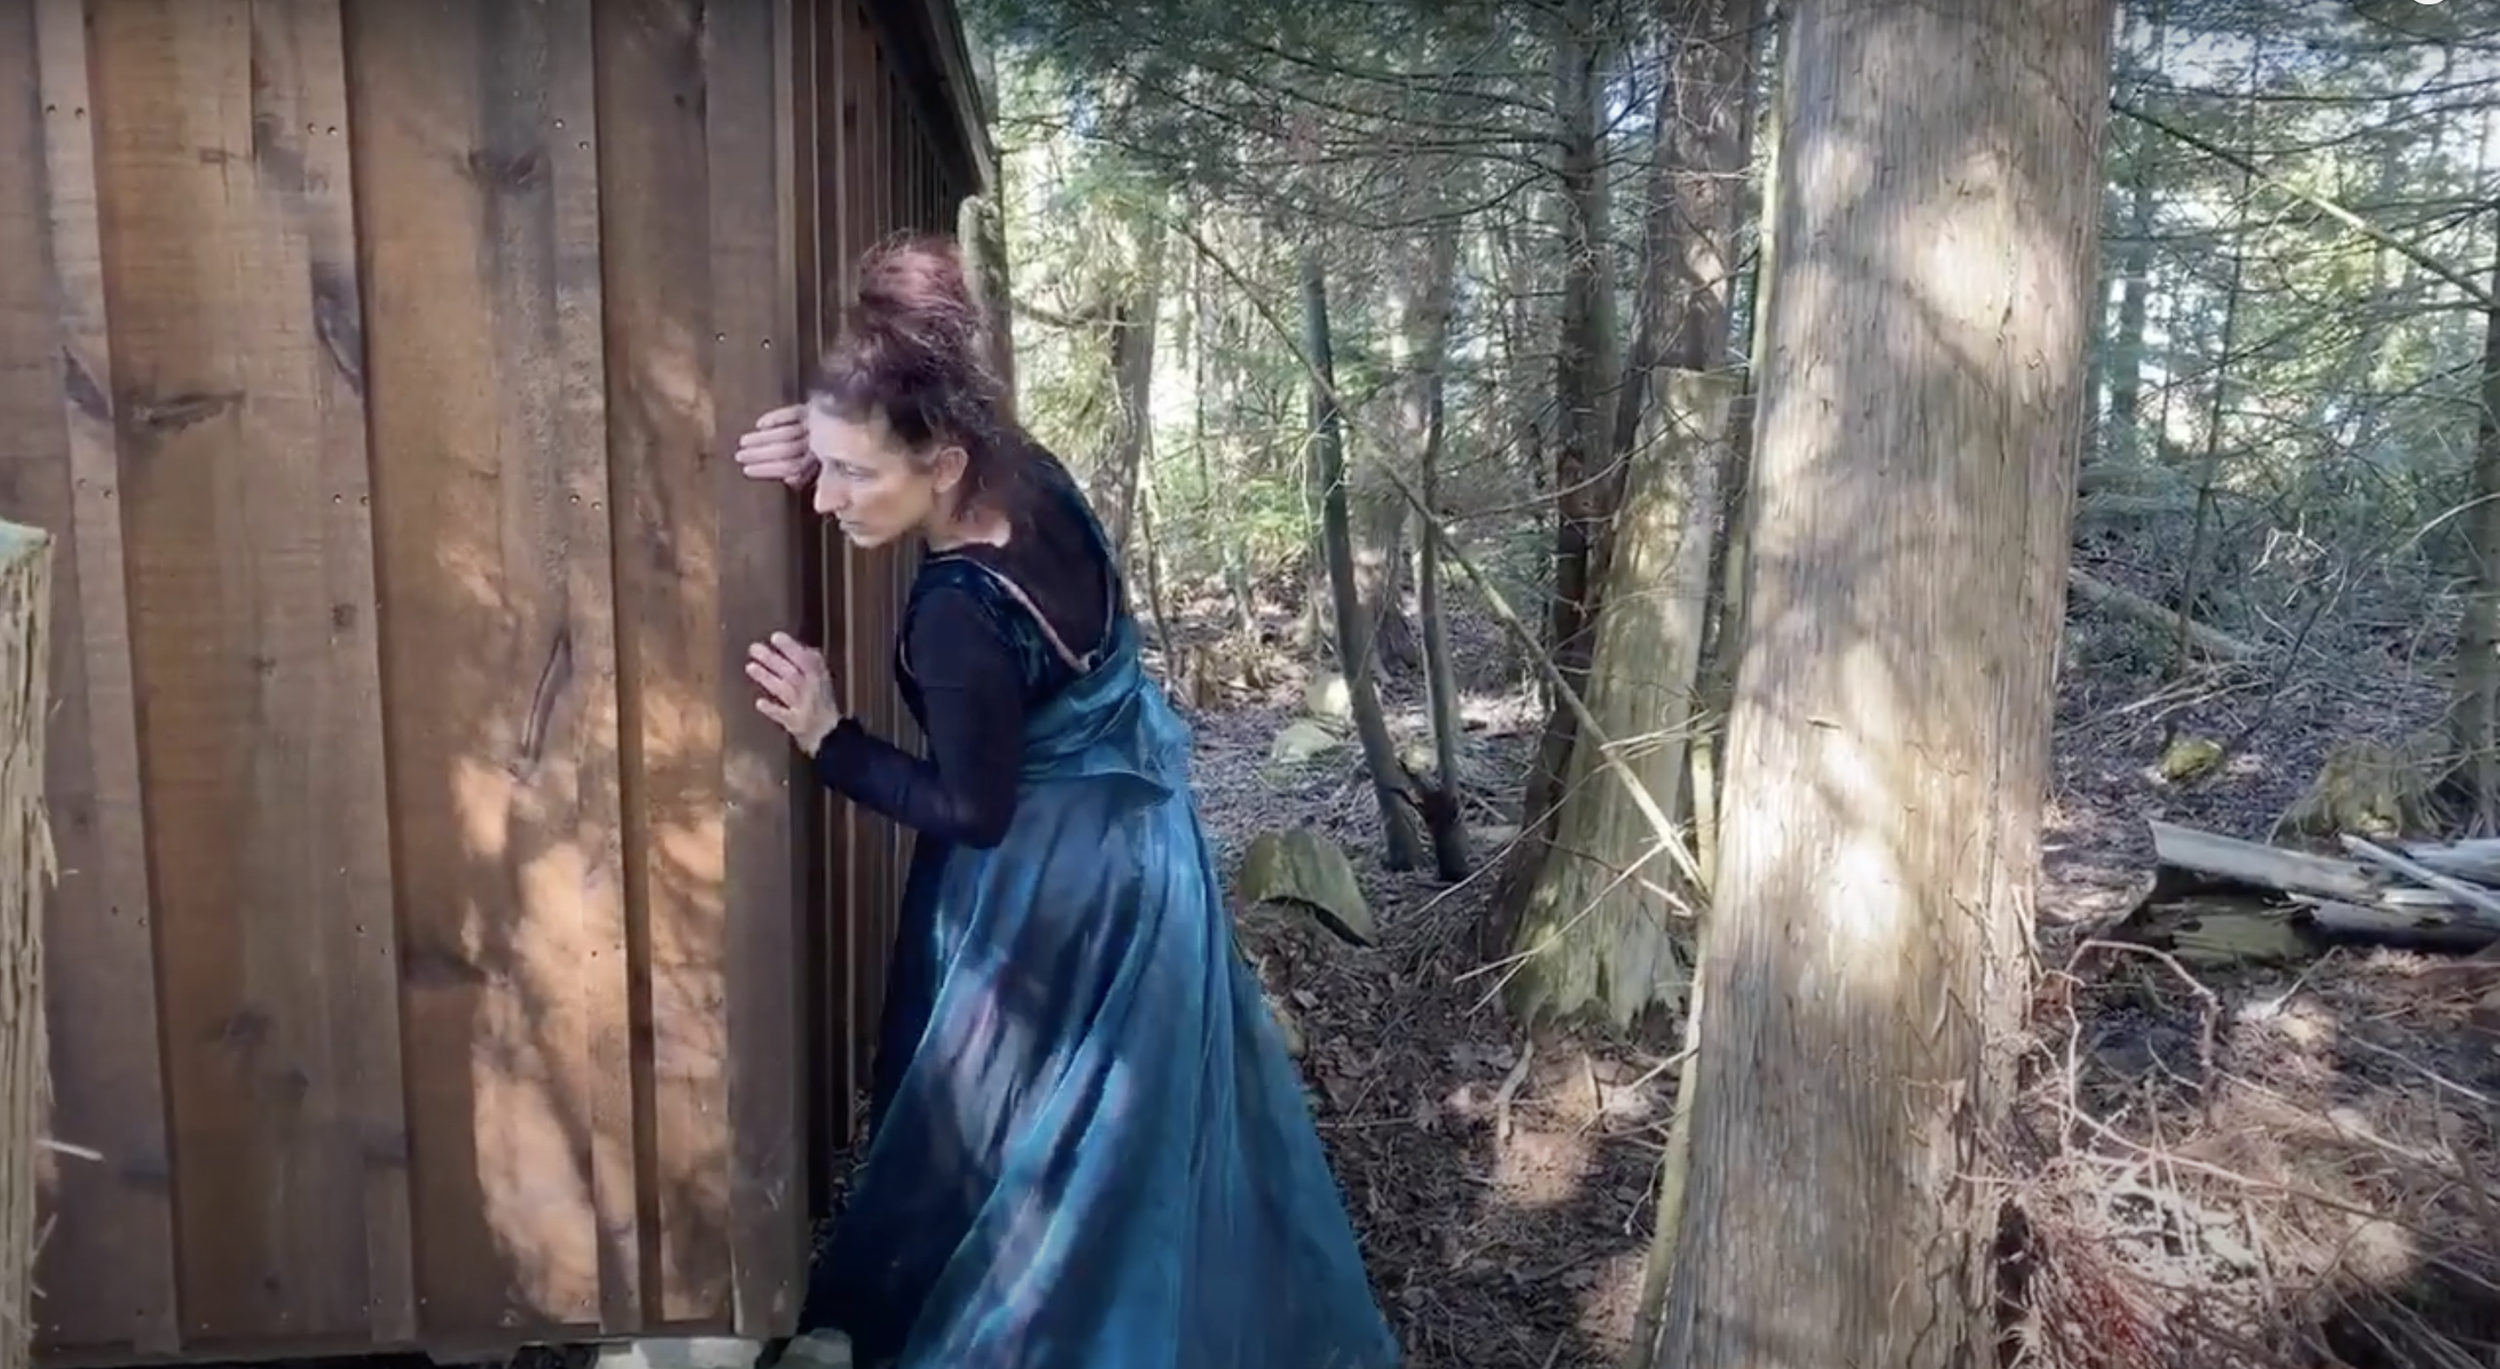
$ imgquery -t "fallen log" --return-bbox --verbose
[2291,897,2500,956]
[2396,836,2500,885]
[2141,819,2500,959]
[2067,566,2263,662]
[2338,834,2500,928]
[2148,820,2377,903]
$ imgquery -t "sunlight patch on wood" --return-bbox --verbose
[641,688,725,760]
[452,756,515,860]
[636,318,718,449]
[1805,661,1918,982]
[474,1065,601,1318]
[473,836,611,1320]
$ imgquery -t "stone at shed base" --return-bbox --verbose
[778,1333,853,1369]
[596,1330,853,1369]
[595,1329,860,1369]
[597,1338,767,1369]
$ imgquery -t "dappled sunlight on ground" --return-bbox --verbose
[806,588,2500,1367]
[1187,671,1666,1367]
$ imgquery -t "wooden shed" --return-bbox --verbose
[0,0,991,1361]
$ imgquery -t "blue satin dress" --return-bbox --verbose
[797,473,1399,1369]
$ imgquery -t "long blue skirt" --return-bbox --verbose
[800,752,1399,1367]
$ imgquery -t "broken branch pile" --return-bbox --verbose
[2147,820,2500,958]
[2018,823,2500,1366]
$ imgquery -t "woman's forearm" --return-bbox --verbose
[812,707,1021,848]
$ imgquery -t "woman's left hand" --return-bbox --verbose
[747,632,843,754]
[735,404,817,488]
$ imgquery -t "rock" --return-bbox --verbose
[1472,823,1522,852]
[2273,732,2447,841]
[601,1340,780,1369]
[2157,735,2223,784]
[1303,672,1353,721]
[1269,718,1343,765]
[1237,827,1377,946]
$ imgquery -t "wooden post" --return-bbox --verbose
[0,520,56,1369]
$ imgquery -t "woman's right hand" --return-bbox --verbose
[734,404,816,488]
[747,632,843,755]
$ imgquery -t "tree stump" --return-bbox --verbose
[0,520,55,1369]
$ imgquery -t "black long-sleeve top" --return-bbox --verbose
[810,466,1113,849]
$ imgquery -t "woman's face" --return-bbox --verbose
[807,406,964,549]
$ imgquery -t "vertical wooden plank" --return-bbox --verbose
[343,0,631,1339]
[913,130,929,231]
[2,0,180,1353]
[84,0,404,1343]
[880,0,903,1116]
[874,68,910,963]
[797,0,857,1166]
[898,121,914,232]
[789,1,822,364]
[849,31,893,1079]
[762,0,813,1329]
[782,0,825,1203]
[708,0,807,1337]
[852,0,887,1131]
[818,0,870,1143]
[883,24,920,877]
[902,103,934,914]
[589,0,736,1330]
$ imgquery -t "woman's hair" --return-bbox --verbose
[812,234,1104,597]
[808,233,1023,508]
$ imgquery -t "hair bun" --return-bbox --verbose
[852,234,983,362]
[810,232,1005,463]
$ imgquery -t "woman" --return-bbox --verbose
[734,235,1399,1369]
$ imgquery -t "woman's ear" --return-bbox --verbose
[929,443,971,493]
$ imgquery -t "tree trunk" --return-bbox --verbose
[2452,215,2500,832]
[1408,216,1473,881]
[1303,248,1424,871]
[1136,453,1179,657]
[2098,0,2165,460]
[959,188,1019,422]
[1495,220,1547,509]
[1691,27,1784,893]
[2163,58,2255,703]
[1648,1,2113,1365]
[1520,0,1620,836]
[1351,480,1418,676]
[1089,215,1167,564]
[1501,0,1761,1021]
[0,521,52,1369]
[1508,373,1739,1026]
[1188,235,1260,644]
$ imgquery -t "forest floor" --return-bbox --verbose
[1176,588,2500,1369]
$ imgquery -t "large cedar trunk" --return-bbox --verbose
[1646,0,2114,1364]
